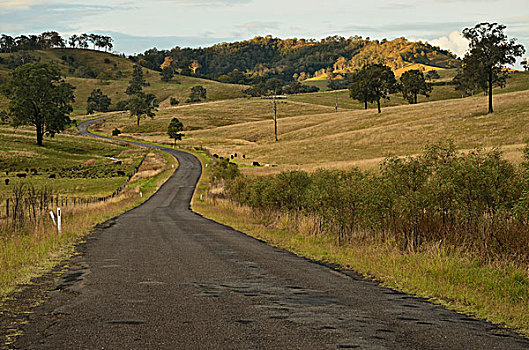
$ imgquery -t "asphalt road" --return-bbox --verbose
[13,119,529,349]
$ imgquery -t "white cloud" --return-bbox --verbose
[429,31,469,58]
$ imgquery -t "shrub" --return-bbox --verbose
[218,141,529,260]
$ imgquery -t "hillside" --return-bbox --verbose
[0,49,247,115]
[91,71,529,174]
[132,36,459,83]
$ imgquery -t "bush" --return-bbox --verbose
[112,128,121,136]
[114,100,129,111]
[219,140,529,259]
[170,97,179,106]
[211,158,240,182]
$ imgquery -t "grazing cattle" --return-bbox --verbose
[252,161,261,167]
[5,179,9,185]
[49,174,56,179]
[16,173,27,178]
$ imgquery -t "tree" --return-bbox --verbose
[78,34,89,49]
[68,34,79,48]
[349,64,398,113]
[425,70,440,81]
[1,63,74,146]
[367,64,399,113]
[167,117,184,146]
[161,67,174,82]
[0,35,16,53]
[187,85,207,102]
[521,58,528,71]
[462,22,525,113]
[87,89,111,114]
[400,69,432,104]
[349,66,375,110]
[126,92,158,126]
[126,65,146,95]
[190,60,201,74]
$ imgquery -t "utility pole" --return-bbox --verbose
[273,89,278,141]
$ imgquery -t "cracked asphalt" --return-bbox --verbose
[11,118,529,349]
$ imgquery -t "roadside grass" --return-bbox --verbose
[193,193,529,337]
[0,148,177,298]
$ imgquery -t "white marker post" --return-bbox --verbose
[49,211,56,226]
[57,208,62,234]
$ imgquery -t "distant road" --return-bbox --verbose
[14,118,529,349]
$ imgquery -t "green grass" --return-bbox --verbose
[0,125,146,198]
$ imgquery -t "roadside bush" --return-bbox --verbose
[214,140,529,261]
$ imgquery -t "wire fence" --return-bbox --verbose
[0,152,148,233]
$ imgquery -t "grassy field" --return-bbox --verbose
[0,125,147,198]
[0,48,247,115]
[91,98,335,134]
[298,71,529,109]
[93,86,529,176]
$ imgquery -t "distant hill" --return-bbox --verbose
[333,37,459,74]
[132,35,460,83]
[0,49,247,115]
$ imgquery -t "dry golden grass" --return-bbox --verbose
[93,98,334,134]
[95,88,529,175]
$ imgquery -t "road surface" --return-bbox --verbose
[12,118,529,349]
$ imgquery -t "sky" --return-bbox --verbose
[0,0,528,64]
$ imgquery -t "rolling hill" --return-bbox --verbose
[0,49,247,115]
[90,71,529,174]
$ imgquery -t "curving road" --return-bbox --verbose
[13,118,529,349]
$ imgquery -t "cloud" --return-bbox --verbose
[378,2,414,10]
[429,31,469,58]
[139,0,252,5]
[237,21,280,34]
[0,3,124,33]
[0,0,41,11]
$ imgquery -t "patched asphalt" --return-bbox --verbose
[10,119,529,349]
